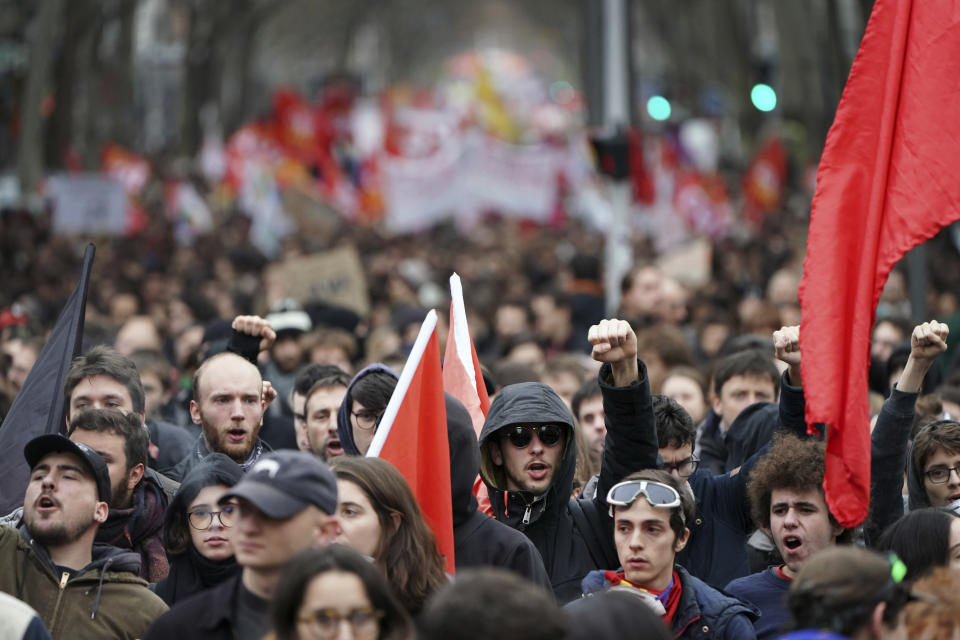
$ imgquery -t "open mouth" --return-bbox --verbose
[37,496,57,509]
[783,535,802,551]
[227,429,247,442]
[949,493,960,503]
[527,462,548,479]
[326,439,343,456]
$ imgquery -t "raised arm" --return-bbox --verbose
[587,319,658,507]
[773,325,813,438]
[866,320,948,545]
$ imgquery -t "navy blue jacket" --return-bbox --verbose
[678,402,783,589]
[580,565,759,639]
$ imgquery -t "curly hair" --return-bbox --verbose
[747,433,848,535]
[331,456,447,616]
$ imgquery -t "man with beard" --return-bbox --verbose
[168,351,270,482]
[0,434,168,639]
[299,372,350,460]
[1,349,177,582]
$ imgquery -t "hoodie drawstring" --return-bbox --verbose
[88,556,115,619]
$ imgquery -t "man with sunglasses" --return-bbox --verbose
[479,318,661,603]
[580,469,758,639]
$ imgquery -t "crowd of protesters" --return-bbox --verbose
[4,188,960,639]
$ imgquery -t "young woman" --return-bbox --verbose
[331,456,448,616]
[153,453,243,605]
[876,507,960,580]
[270,545,413,640]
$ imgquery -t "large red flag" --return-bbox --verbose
[442,273,493,514]
[800,0,960,527]
[367,310,455,572]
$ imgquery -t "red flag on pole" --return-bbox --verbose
[367,310,455,572]
[443,273,493,514]
[799,0,960,528]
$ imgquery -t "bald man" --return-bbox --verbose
[168,352,270,481]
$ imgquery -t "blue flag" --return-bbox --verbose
[0,243,95,513]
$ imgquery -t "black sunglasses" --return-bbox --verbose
[502,424,564,448]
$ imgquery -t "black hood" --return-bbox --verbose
[336,363,399,456]
[479,382,576,528]
[723,402,779,471]
[446,394,480,527]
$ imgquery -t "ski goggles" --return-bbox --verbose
[501,424,564,448]
[606,479,684,523]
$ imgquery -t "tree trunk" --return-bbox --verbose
[18,0,64,199]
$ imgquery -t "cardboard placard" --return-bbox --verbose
[265,246,369,317]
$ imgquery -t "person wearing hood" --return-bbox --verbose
[478,318,661,603]
[336,364,399,456]
[0,434,168,639]
[152,454,244,606]
[445,393,550,589]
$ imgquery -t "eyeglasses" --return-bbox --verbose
[502,424,564,449]
[351,409,382,431]
[924,465,960,484]
[659,456,700,478]
[606,479,684,523]
[187,505,236,530]
[298,607,383,639]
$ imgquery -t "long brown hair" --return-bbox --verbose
[332,457,448,615]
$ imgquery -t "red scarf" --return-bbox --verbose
[605,570,684,623]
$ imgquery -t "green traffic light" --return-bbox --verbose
[751,84,777,112]
[646,96,671,121]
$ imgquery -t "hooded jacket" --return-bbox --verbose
[479,363,659,603]
[445,393,550,589]
[0,526,168,640]
[337,364,399,456]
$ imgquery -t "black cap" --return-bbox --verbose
[219,450,337,518]
[24,434,112,504]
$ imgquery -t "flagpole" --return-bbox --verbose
[448,273,478,395]
[367,309,438,458]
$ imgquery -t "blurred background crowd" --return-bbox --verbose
[3,0,960,428]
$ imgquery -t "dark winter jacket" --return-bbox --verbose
[0,526,168,640]
[147,420,195,474]
[336,364,399,456]
[167,434,271,482]
[143,573,241,640]
[725,566,792,639]
[445,393,550,589]
[479,361,659,603]
[679,402,781,589]
[580,565,759,639]
[696,409,727,475]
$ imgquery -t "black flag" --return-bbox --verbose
[0,243,95,513]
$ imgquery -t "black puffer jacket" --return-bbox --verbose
[446,393,550,590]
[479,362,658,603]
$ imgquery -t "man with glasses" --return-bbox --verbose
[144,450,340,640]
[479,318,661,603]
[580,469,758,638]
[335,365,398,456]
